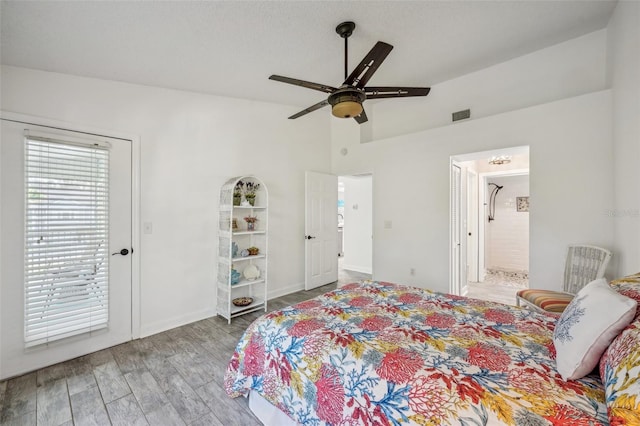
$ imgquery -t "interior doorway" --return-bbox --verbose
[337,174,373,286]
[450,147,530,305]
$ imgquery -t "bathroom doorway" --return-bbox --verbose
[450,147,530,305]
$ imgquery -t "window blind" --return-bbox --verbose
[25,135,110,347]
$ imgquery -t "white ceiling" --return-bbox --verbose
[1,1,617,110]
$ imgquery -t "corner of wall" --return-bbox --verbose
[608,0,640,276]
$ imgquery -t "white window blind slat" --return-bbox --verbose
[24,136,110,347]
[27,246,108,257]
[27,305,108,325]
[25,282,108,296]
[25,295,108,313]
[25,274,108,290]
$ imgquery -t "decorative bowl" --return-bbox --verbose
[247,246,259,256]
[232,297,253,307]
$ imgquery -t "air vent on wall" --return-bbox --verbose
[452,109,471,122]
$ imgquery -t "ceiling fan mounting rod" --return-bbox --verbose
[344,36,348,80]
[336,21,356,81]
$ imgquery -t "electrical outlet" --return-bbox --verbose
[410,268,415,276]
[384,220,392,229]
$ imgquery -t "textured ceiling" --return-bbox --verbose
[1,1,617,108]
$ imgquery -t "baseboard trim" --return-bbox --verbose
[140,308,216,338]
[342,264,372,274]
[140,282,321,338]
[267,282,304,300]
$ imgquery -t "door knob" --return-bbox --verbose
[112,248,130,256]
[305,235,316,240]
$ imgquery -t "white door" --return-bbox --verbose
[0,119,132,379]
[305,171,338,290]
[467,169,479,283]
[478,176,489,282]
[450,163,462,295]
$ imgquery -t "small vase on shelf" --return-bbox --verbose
[245,195,256,206]
[244,215,258,232]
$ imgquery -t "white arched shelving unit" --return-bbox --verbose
[217,176,268,323]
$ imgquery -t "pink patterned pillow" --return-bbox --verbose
[609,272,640,319]
[599,273,640,425]
[599,319,640,425]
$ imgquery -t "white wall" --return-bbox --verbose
[364,30,607,142]
[332,90,613,293]
[608,1,640,276]
[485,175,529,272]
[341,175,373,274]
[1,66,331,341]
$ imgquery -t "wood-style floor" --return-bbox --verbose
[0,282,338,426]
[0,267,518,426]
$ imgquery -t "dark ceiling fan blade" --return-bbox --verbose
[354,108,368,124]
[343,41,393,88]
[288,99,329,119]
[365,87,431,99]
[269,75,337,94]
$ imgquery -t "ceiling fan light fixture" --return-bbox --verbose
[332,101,363,119]
[328,89,365,119]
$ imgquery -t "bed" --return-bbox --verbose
[224,281,611,425]
[224,280,632,425]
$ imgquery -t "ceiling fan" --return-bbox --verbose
[269,21,431,124]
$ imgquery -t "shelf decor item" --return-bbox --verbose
[232,297,253,307]
[244,215,258,231]
[217,175,268,324]
[243,264,260,281]
[244,182,260,206]
[230,268,241,285]
[233,181,244,206]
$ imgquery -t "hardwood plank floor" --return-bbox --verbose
[0,269,514,426]
[0,282,337,426]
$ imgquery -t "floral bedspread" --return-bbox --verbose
[224,281,608,425]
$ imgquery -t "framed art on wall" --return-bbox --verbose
[517,196,530,212]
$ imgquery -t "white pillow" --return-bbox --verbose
[553,278,637,381]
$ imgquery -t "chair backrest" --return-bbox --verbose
[563,245,612,294]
